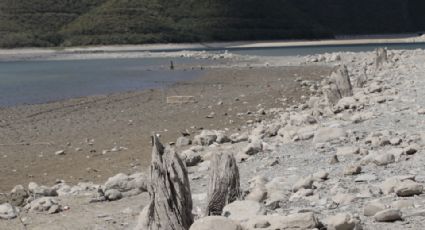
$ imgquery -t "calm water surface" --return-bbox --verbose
[1,42,425,107]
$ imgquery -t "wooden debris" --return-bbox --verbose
[205,152,241,216]
[144,135,193,230]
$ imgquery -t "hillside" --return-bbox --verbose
[1,0,425,48]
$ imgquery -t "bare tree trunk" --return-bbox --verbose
[324,65,353,105]
[144,135,193,230]
[205,152,241,216]
[375,47,388,69]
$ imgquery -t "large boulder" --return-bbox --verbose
[25,197,61,214]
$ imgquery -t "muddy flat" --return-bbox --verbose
[0,65,330,192]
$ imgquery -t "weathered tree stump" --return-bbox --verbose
[324,65,353,105]
[205,152,241,216]
[375,47,388,69]
[355,67,368,88]
[143,135,193,230]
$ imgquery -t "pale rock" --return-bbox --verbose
[241,212,319,230]
[105,189,123,201]
[364,200,386,216]
[332,193,356,205]
[230,132,249,143]
[374,209,402,222]
[222,200,265,222]
[180,150,202,167]
[373,153,395,166]
[176,136,192,147]
[344,165,362,175]
[55,150,65,156]
[28,182,57,197]
[391,200,415,210]
[323,213,361,230]
[245,186,267,203]
[395,180,423,197]
[337,146,360,156]
[9,185,28,206]
[313,127,346,143]
[417,108,425,115]
[355,174,377,182]
[26,197,61,213]
[292,176,314,192]
[189,216,242,230]
[390,138,402,146]
[243,140,263,155]
[0,203,17,219]
[313,170,329,181]
[104,173,147,195]
[193,130,218,146]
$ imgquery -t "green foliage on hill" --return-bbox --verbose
[0,0,425,48]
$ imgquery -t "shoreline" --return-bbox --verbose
[1,35,425,61]
[0,64,331,192]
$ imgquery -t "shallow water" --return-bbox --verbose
[1,42,425,107]
[0,57,209,107]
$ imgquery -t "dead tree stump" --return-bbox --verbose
[324,65,353,105]
[375,47,388,69]
[205,152,241,216]
[144,135,193,230]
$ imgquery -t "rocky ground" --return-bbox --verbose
[2,48,425,229]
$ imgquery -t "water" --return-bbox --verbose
[1,42,425,107]
[0,58,209,107]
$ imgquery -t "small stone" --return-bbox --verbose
[176,136,192,147]
[189,216,241,230]
[222,200,265,222]
[313,127,346,143]
[344,165,362,175]
[0,203,17,219]
[330,155,339,164]
[313,170,329,181]
[355,174,377,182]
[105,189,123,201]
[364,200,386,216]
[337,146,360,156]
[417,108,425,115]
[374,209,402,222]
[404,145,418,155]
[373,153,395,166]
[390,138,402,146]
[55,150,65,156]
[292,176,314,192]
[324,213,360,230]
[395,180,423,197]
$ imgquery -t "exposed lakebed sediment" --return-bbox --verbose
[1,49,425,229]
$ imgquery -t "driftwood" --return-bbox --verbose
[375,47,388,69]
[205,152,241,216]
[324,65,353,105]
[144,135,193,230]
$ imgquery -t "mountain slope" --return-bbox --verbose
[1,0,425,48]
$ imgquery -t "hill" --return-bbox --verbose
[1,0,425,48]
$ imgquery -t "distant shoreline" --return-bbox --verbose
[0,35,425,61]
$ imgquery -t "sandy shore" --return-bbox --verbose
[0,65,331,192]
[0,35,424,61]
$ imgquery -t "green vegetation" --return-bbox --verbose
[0,0,425,48]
